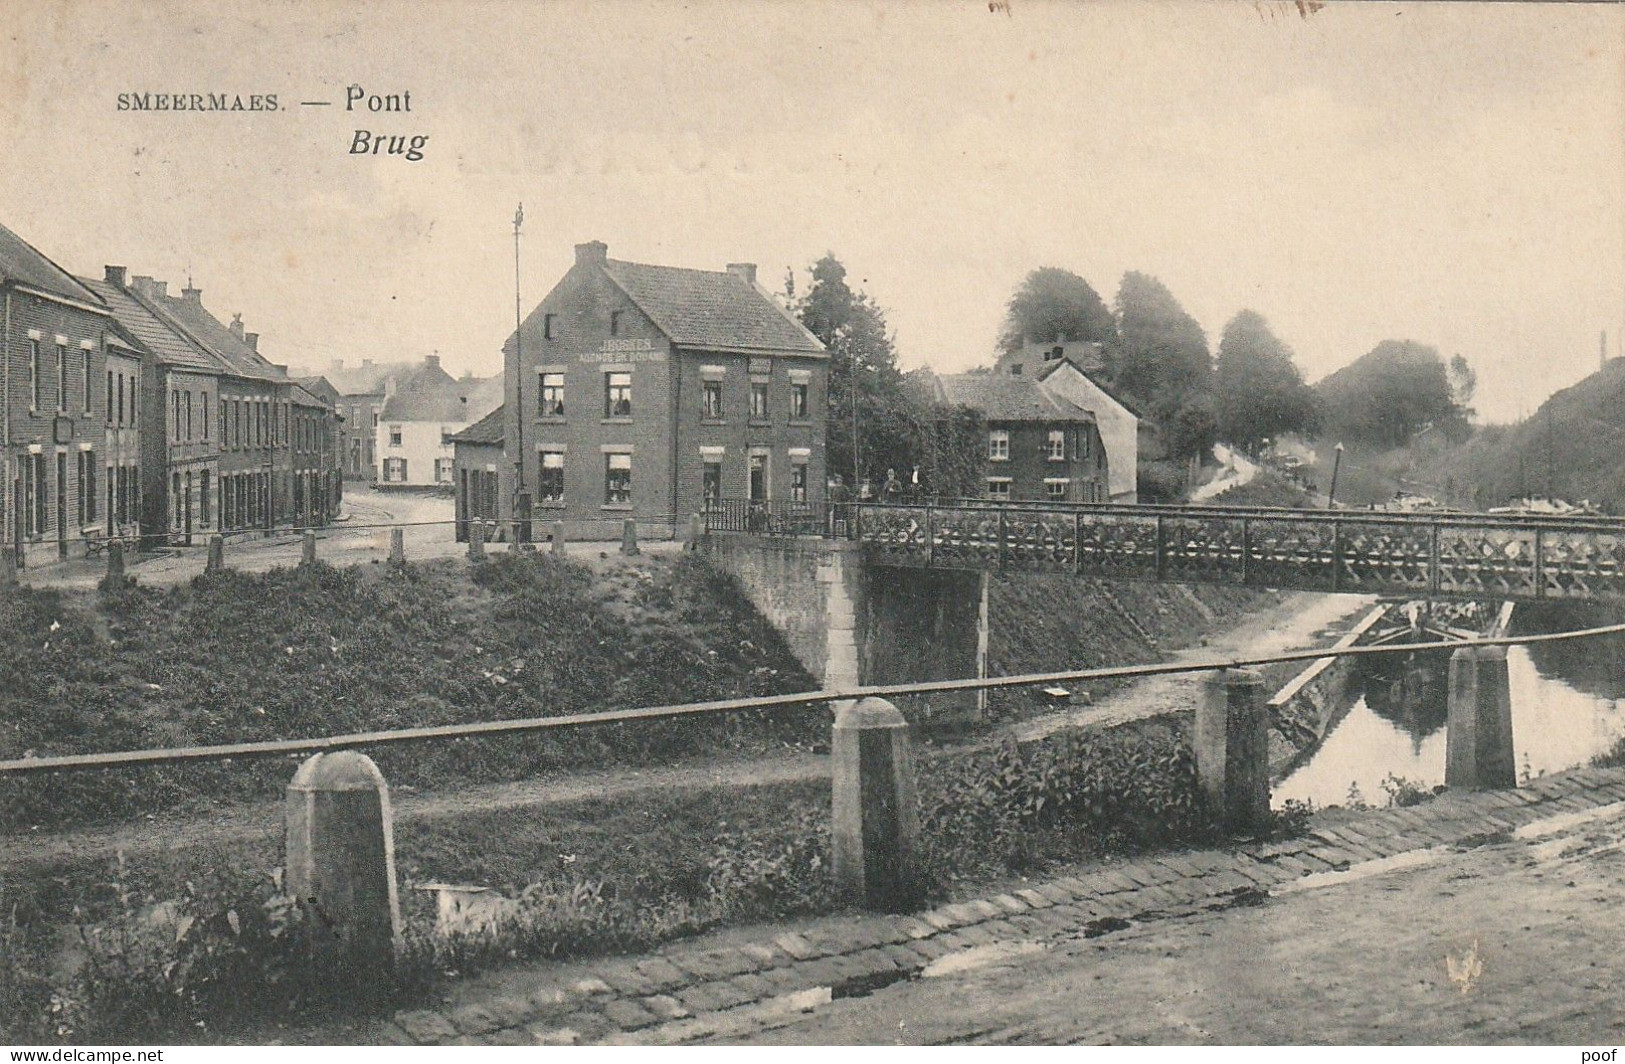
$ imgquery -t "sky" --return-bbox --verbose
[2,0,1621,423]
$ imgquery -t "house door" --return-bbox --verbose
[748,454,767,502]
[56,452,68,559]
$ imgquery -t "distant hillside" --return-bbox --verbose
[1421,358,1625,512]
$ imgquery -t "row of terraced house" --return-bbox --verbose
[0,219,344,568]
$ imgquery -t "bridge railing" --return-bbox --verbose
[845,501,1625,604]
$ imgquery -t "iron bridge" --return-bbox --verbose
[704,498,1625,604]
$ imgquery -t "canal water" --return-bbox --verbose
[1274,608,1625,808]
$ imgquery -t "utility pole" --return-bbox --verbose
[1545,404,1555,501]
[511,204,528,543]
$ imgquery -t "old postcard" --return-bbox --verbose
[1,0,1622,1051]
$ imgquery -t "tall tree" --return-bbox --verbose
[1112,271,1212,415]
[797,254,915,487]
[997,267,1117,356]
[1316,340,1468,449]
[1213,310,1319,456]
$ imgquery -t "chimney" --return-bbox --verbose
[229,314,244,340]
[181,286,202,304]
[575,240,608,266]
[362,358,374,369]
[245,333,259,353]
[130,275,154,298]
[726,262,758,286]
[104,265,127,287]
[424,353,441,370]
[329,359,344,373]
[461,369,475,383]
[152,281,168,299]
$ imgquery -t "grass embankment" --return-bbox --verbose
[0,554,819,833]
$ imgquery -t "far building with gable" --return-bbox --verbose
[989,339,1139,503]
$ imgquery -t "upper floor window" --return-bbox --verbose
[540,372,565,416]
[791,382,809,419]
[605,372,632,417]
[82,349,93,414]
[702,380,724,419]
[389,425,403,447]
[106,370,114,423]
[55,345,67,412]
[543,313,556,340]
[29,341,40,410]
[750,381,770,420]
[988,429,1010,461]
[202,393,210,441]
[791,463,808,503]
[610,310,623,337]
[1047,429,1066,461]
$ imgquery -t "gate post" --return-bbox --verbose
[301,529,317,567]
[1196,668,1269,833]
[621,518,640,556]
[388,527,405,568]
[285,751,401,1000]
[105,539,126,586]
[206,534,225,573]
[831,697,922,912]
[467,520,486,562]
[551,520,567,555]
[1446,645,1516,790]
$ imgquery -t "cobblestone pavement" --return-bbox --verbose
[302,764,1625,1046]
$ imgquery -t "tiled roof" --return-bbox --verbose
[137,286,285,383]
[78,277,218,372]
[0,222,103,307]
[935,373,1096,423]
[448,404,504,446]
[378,363,503,424]
[601,260,825,355]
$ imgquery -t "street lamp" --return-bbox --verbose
[1326,442,1344,509]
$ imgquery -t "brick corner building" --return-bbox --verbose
[489,241,828,540]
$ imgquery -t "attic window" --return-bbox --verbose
[1010,364,1023,376]
[1049,345,1064,361]
[610,310,622,337]
[543,313,555,340]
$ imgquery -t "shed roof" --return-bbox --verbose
[448,404,504,446]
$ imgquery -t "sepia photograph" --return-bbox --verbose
[1,0,1623,1050]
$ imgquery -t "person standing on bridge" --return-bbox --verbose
[829,474,853,535]
[882,468,903,503]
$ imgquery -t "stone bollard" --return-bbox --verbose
[0,548,15,586]
[551,521,566,556]
[1196,668,1269,834]
[621,518,640,556]
[105,539,126,585]
[285,751,401,999]
[388,527,405,568]
[688,513,703,551]
[832,697,922,912]
[206,534,225,573]
[300,530,317,566]
[467,520,486,562]
[1446,645,1516,790]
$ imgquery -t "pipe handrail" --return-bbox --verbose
[4,620,1623,777]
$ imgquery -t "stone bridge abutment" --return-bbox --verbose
[704,534,985,728]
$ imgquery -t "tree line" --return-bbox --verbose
[790,253,1476,500]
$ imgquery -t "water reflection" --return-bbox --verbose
[1274,630,1625,808]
